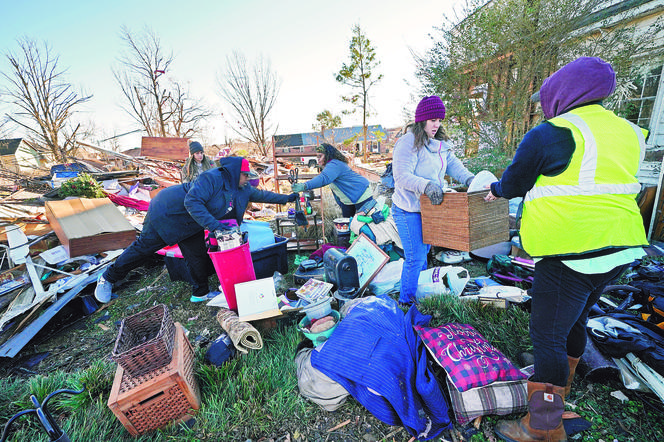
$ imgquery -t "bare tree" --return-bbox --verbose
[336,24,383,160]
[218,52,280,156]
[2,38,91,163]
[114,26,210,138]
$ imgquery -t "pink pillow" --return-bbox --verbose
[415,323,526,392]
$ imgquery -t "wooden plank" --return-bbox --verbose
[141,137,189,161]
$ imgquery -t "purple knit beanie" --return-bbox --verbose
[415,96,446,122]
[538,57,616,119]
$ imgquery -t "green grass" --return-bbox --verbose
[2,255,664,441]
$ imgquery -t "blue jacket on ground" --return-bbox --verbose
[310,297,452,440]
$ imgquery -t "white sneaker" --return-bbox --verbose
[94,274,113,303]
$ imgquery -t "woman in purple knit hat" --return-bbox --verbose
[487,57,648,441]
[391,96,475,306]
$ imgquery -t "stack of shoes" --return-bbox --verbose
[435,249,472,265]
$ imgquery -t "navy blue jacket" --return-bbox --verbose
[311,297,452,440]
[148,156,291,245]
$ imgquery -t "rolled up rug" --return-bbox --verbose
[216,308,264,354]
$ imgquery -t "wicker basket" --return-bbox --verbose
[112,304,176,377]
[420,190,509,252]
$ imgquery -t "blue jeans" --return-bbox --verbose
[529,258,628,386]
[334,195,374,218]
[392,204,430,303]
[103,224,213,298]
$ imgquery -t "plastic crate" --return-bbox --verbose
[252,235,288,279]
[108,323,200,436]
[112,304,175,377]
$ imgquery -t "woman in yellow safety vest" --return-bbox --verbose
[485,57,648,442]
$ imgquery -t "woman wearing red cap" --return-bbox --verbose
[95,156,297,304]
[392,96,475,306]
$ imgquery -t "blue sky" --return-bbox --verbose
[1,0,461,150]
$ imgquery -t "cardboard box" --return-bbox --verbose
[420,190,509,252]
[45,198,136,258]
[141,137,189,161]
[107,323,200,436]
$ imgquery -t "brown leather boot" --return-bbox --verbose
[565,356,580,397]
[495,380,566,441]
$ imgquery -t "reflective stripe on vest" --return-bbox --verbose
[524,113,645,203]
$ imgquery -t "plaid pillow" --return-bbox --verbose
[415,323,526,392]
[446,376,528,425]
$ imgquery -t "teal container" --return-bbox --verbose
[298,310,340,346]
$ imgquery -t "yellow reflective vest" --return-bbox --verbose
[520,105,648,258]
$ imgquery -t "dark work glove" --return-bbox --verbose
[465,176,475,187]
[424,181,444,205]
[288,192,298,202]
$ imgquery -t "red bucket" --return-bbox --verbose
[208,242,256,311]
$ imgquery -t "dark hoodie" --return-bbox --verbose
[145,156,291,245]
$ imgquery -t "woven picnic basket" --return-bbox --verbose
[112,304,176,377]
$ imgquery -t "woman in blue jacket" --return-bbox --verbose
[95,157,297,303]
[291,143,374,217]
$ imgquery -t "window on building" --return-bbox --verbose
[620,65,663,129]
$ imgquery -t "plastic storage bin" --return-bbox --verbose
[251,235,288,279]
[209,242,256,311]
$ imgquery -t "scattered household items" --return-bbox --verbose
[44,198,136,258]
[323,248,360,291]
[333,218,350,233]
[415,266,470,299]
[1,385,85,442]
[107,322,200,436]
[295,347,349,411]
[288,168,308,226]
[295,278,333,303]
[466,170,499,193]
[367,259,403,297]
[345,233,390,295]
[486,254,535,287]
[420,190,509,252]
[111,304,176,377]
[204,333,236,367]
[470,240,513,261]
[310,297,453,440]
[302,296,334,322]
[298,310,340,347]
[333,287,359,310]
[348,199,403,251]
[213,227,243,251]
[435,249,472,264]
[415,323,528,425]
[216,308,264,354]
[234,277,282,322]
